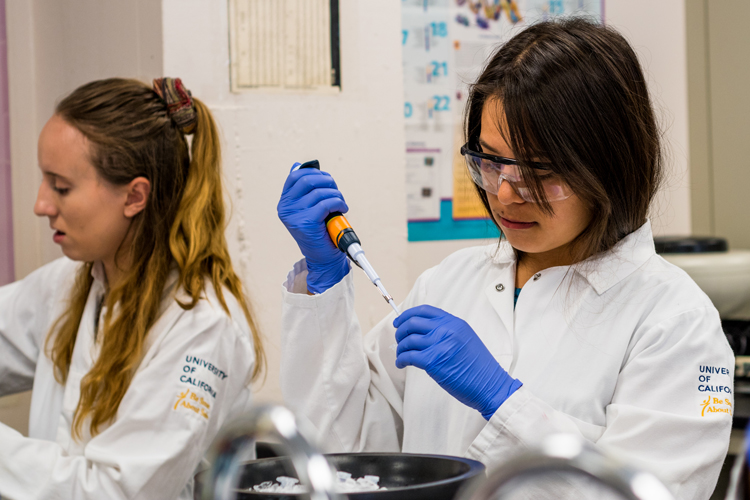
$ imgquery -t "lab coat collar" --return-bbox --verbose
[87,260,182,366]
[90,261,107,287]
[90,260,181,298]
[88,260,182,346]
[484,220,656,296]
[486,240,517,267]
[574,220,656,295]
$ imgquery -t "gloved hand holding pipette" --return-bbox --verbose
[277,163,350,294]
[278,161,401,314]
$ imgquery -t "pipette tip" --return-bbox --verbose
[388,299,401,316]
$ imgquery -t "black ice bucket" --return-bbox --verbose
[200,452,484,500]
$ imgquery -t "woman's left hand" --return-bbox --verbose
[393,305,522,420]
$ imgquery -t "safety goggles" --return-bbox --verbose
[460,143,573,203]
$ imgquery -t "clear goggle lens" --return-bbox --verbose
[463,150,573,203]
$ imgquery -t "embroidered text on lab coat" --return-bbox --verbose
[185,355,228,379]
[697,365,732,395]
[174,389,211,420]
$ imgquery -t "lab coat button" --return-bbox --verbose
[533,273,541,281]
[495,283,505,292]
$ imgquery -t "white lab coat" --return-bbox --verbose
[0,257,257,500]
[280,221,734,500]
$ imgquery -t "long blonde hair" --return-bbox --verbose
[46,78,265,439]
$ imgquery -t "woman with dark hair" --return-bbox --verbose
[0,78,264,499]
[278,19,732,499]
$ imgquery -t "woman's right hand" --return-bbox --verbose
[277,163,350,294]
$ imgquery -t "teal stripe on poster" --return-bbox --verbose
[408,200,501,242]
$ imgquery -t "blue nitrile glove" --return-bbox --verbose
[393,305,522,420]
[277,163,350,294]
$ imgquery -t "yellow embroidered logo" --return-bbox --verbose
[700,395,732,417]
[174,389,211,420]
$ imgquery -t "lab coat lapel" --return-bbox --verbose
[55,274,105,452]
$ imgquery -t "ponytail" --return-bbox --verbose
[169,96,264,378]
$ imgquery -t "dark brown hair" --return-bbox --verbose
[48,78,265,438]
[465,18,663,262]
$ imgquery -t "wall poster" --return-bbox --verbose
[403,0,604,241]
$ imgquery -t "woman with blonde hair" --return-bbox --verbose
[0,77,264,499]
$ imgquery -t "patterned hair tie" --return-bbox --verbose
[152,77,197,135]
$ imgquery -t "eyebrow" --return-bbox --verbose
[478,138,554,168]
[478,137,511,158]
[41,170,72,183]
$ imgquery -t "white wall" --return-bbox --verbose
[160,0,408,403]
[606,0,691,237]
